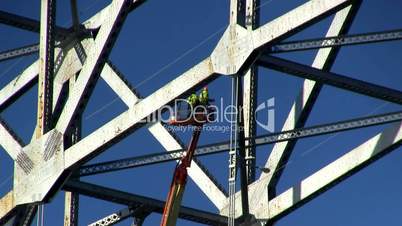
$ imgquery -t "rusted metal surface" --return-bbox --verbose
[14,130,64,205]
[36,0,56,137]
[64,192,79,226]
[0,191,14,220]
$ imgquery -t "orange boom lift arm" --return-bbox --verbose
[160,98,211,226]
[160,125,203,226]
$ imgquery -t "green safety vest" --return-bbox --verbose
[199,90,208,105]
[188,94,198,107]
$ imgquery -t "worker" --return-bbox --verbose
[199,87,209,106]
[186,93,198,119]
[187,93,199,108]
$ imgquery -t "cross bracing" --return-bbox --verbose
[0,0,402,226]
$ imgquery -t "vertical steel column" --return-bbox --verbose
[236,0,250,219]
[31,1,56,225]
[228,3,238,225]
[234,76,250,217]
[243,0,259,184]
[228,1,249,224]
[70,0,79,30]
[36,0,56,138]
[228,78,238,226]
[63,140,80,226]
[131,217,145,226]
[63,72,82,226]
[63,192,79,226]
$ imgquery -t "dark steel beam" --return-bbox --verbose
[78,110,402,177]
[269,28,402,53]
[0,43,39,62]
[234,75,250,217]
[11,205,36,226]
[0,205,35,226]
[0,0,145,36]
[258,55,402,105]
[70,0,80,30]
[0,10,69,37]
[63,180,227,226]
[243,0,260,186]
[88,205,150,226]
[228,0,250,222]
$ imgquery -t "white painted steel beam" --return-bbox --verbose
[65,0,353,169]
[0,191,15,222]
[0,0,143,222]
[83,0,146,30]
[148,123,228,209]
[64,74,81,226]
[2,0,382,224]
[56,0,131,134]
[252,0,354,49]
[219,3,359,219]
[249,4,358,220]
[257,3,357,190]
[261,121,402,220]
[36,0,56,137]
[243,0,259,184]
[0,62,38,111]
[101,62,227,209]
[64,57,215,167]
[0,118,23,160]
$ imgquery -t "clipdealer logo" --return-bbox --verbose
[141,97,276,133]
[255,97,275,133]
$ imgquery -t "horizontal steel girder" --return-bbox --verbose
[88,206,149,226]
[0,44,39,62]
[0,0,146,35]
[88,205,150,226]
[269,28,402,53]
[63,180,227,226]
[88,208,135,226]
[0,10,69,36]
[258,55,402,105]
[9,4,395,62]
[78,110,402,176]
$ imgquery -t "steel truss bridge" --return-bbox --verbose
[0,0,402,225]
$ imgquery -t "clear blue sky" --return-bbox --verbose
[1,0,402,225]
